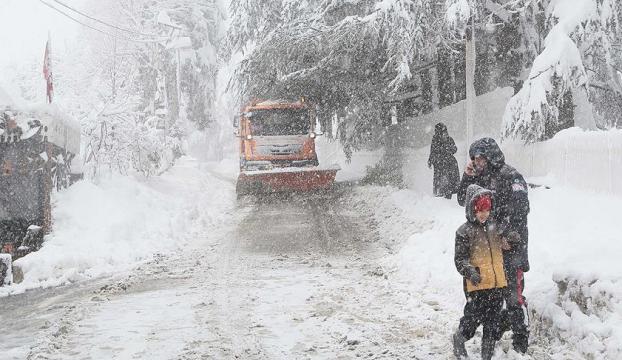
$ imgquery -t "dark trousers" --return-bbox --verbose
[501,265,529,347]
[458,288,504,342]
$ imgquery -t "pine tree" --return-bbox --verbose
[503,0,622,141]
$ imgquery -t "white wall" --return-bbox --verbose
[402,87,514,155]
[502,128,622,195]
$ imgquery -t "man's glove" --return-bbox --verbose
[467,268,481,285]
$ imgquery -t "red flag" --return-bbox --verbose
[43,35,54,103]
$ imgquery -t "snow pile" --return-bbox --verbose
[0,157,235,297]
[526,186,622,358]
[374,188,466,308]
[538,274,622,359]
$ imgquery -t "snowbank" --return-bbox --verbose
[0,157,235,297]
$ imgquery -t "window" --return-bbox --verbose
[250,109,310,136]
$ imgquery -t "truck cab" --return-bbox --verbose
[234,99,338,195]
[236,99,320,172]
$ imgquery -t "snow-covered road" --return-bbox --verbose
[1,181,458,359]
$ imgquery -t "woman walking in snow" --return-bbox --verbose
[428,123,460,199]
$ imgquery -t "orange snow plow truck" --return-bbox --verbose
[234,98,339,195]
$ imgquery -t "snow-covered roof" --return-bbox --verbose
[26,103,81,156]
[2,101,81,156]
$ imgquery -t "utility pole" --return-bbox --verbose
[465,10,476,157]
[112,38,117,101]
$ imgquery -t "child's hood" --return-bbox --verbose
[465,184,494,223]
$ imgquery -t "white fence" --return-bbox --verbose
[502,128,622,195]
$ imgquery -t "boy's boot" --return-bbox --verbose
[452,332,468,359]
[481,337,495,360]
[495,309,510,340]
[513,332,529,354]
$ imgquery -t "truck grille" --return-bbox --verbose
[256,144,302,156]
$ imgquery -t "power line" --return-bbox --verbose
[39,0,161,44]
[40,1,116,38]
[50,0,157,38]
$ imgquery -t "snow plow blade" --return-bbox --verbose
[236,165,340,195]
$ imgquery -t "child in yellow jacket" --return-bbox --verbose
[453,184,509,360]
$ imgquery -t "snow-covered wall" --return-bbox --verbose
[402,87,514,151]
[503,128,622,195]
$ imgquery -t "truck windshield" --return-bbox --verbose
[249,109,310,136]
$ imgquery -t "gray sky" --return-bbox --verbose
[0,0,85,74]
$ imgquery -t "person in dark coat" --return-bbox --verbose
[453,184,510,360]
[457,137,530,354]
[428,123,460,199]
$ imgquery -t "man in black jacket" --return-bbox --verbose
[457,137,530,354]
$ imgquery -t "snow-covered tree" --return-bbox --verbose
[503,0,622,141]
[227,0,447,153]
[53,0,226,177]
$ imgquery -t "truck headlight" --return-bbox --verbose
[246,134,253,140]
[309,132,316,139]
